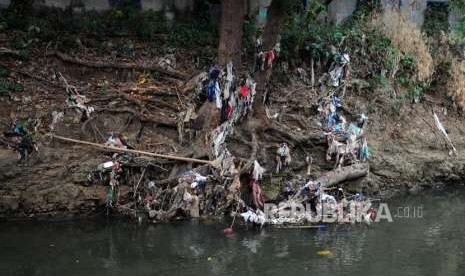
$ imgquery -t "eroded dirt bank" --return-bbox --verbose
[0,34,464,221]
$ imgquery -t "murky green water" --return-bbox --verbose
[1,187,465,276]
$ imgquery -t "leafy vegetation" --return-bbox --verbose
[277,1,431,103]
[0,65,23,95]
[0,0,218,53]
[450,0,465,13]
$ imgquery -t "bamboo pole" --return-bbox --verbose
[48,134,213,165]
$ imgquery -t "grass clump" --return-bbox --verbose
[372,11,433,82]
[447,59,465,111]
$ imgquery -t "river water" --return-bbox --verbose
[1,187,465,276]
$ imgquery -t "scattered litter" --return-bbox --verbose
[252,160,265,180]
[105,133,128,149]
[148,181,156,189]
[317,250,332,256]
[240,209,266,226]
[157,54,176,71]
[223,227,234,235]
[250,179,264,208]
[327,53,350,87]
[49,111,64,131]
[66,94,95,120]
[276,143,291,173]
[433,112,457,156]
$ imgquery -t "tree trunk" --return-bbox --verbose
[252,1,286,122]
[317,163,369,187]
[218,0,246,67]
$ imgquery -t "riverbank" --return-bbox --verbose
[1,4,465,221]
[0,54,463,220]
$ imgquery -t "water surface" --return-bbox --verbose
[1,187,465,276]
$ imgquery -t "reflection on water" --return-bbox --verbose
[1,187,465,276]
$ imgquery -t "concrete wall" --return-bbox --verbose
[326,0,462,29]
[255,0,272,25]
[2,0,462,29]
[0,0,10,8]
[81,0,110,11]
[382,0,427,26]
[42,0,71,9]
[328,0,357,24]
[382,0,460,27]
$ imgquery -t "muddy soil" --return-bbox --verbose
[0,33,463,220]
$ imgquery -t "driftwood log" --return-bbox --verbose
[317,163,369,187]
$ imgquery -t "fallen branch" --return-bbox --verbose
[51,51,189,80]
[48,134,213,165]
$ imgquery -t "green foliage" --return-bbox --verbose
[2,0,34,29]
[451,16,465,46]
[280,8,403,82]
[0,79,23,94]
[0,64,9,77]
[395,54,415,86]
[271,0,303,15]
[371,73,389,89]
[423,3,449,39]
[0,65,23,95]
[405,82,427,102]
[242,16,258,55]
[450,0,465,13]
[0,3,218,53]
[306,0,327,21]
[170,22,218,48]
[365,27,400,71]
[278,1,432,103]
[450,1,465,48]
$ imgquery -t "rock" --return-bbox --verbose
[0,149,20,180]
[408,184,421,195]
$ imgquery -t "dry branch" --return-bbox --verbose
[49,134,213,165]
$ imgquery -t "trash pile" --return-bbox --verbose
[207,62,257,125]
[267,184,378,225]
[2,118,40,162]
[234,51,373,227]
[0,25,378,228]
[254,36,281,72]
[318,94,369,168]
[205,62,271,223]
[60,73,95,121]
[327,52,350,88]
[88,142,213,220]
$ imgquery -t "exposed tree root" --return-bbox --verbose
[0,47,21,57]
[50,51,189,80]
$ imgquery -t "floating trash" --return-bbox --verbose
[317,250,332,256]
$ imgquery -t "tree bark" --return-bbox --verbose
[218,0,246,67]
[317,163,369,187]
[252,0,286,122]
